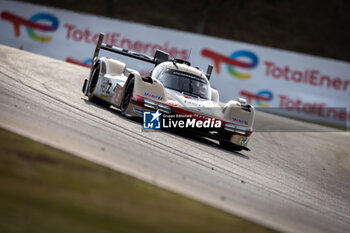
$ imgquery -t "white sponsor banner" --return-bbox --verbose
[1,0,349,127]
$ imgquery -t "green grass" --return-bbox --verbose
[0,128,276,233]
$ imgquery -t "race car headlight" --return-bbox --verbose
[157,104,172,114]
[224,124,251,135]
[143,98,173,114]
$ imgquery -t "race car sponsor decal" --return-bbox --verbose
[144,92,163,100]
[134,108,144,115]
[232,117,249,126]
[183,99,203,107]
[101,78,112,95]
[240,138,248,145]
[166,100,179,107]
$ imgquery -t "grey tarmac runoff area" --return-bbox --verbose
[0,45,349,233]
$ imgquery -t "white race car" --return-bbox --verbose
[82,33,255,151]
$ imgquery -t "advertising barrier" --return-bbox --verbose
[1,0,349,127]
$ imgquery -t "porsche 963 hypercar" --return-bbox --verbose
[82,33,255,151]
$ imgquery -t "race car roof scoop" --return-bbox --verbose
[241,105,251,112]
[154,50,170,65]
[173,59,191,66]
[142,76,153,84]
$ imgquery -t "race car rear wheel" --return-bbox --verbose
[88,63,110,108]
[88,63,100,102]
[121,77,135,116]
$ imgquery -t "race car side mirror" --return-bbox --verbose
[154,50,169,65]
[206,64,213,80]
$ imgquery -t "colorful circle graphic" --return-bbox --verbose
[26,13,59,42]
[255,90,273,107]
[226,50,258,79]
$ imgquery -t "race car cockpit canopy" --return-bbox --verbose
[157,68,211,100]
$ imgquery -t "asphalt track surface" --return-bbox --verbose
[0,45,349,233]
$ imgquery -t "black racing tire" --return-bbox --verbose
[88,63,110,108]
[120,77,135,116]
[219,140,243,151]
[88,63,100,103]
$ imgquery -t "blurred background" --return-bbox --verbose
[21,0,350,62]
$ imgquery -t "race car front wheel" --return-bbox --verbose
[121,77,135,116]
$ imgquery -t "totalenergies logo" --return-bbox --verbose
[1,11,59,42]
[201,48,258,79]
[239,90,273,107]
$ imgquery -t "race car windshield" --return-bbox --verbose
[158,68,211,99]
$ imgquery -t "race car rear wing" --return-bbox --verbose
[91,33,169,70]
[89,33,213,80]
